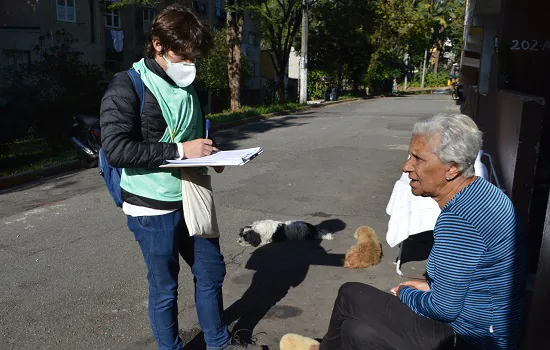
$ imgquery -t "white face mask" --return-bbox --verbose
[163,56,196,87]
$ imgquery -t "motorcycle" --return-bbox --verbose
[450,81,463,101]
[69,114,101,168]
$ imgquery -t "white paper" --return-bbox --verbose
[160,147,263,167]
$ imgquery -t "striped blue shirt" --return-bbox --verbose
[400,177,526,349]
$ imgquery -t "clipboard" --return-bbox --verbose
[160,147,263,168]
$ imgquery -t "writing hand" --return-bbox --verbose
[182,139,218,159]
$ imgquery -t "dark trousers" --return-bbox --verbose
[128,210,230,350]
[320,282,458,350]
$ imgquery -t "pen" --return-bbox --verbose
[205,119,210,139]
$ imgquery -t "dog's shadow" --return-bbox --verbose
[183,219,346,349]
[226,219,346,342]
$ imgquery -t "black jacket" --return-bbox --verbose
[100,58,201,210]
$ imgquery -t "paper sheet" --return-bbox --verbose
[160,147,263,167]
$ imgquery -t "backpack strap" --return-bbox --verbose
[127,68,145,117]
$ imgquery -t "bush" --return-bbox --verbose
[365,50,402,95]
[0,30,105,149]
[307,70,330,100]
[408,71,450,88]
[195,28,250,109]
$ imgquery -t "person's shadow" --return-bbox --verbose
[183,219,347,349]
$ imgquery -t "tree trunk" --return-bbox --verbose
[277,62,286,104]
[275,53,290,104]
[227,2,243,112]
[433,49,440,76]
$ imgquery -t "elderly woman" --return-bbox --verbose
[281,114,526,350]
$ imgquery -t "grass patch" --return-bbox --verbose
[339,94,361,100]
[207,102,304,125]
[0,140,75,176]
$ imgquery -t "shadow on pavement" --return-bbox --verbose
[183,219,347,349]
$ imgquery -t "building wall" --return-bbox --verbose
[498,0,550,100]
[465,0,550,274]
[241,10,261,90]
[474,15,499,94]
[0,1,262,105]
[260,50,275,81]
[288,47,300,80]
[0,0,162,71]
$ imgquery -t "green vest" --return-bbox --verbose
[120,59,203,202]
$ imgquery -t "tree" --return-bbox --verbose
[307,0,375,94]
[225,0,246,111]
[365,0,465,92]
[256,0,304,103]
[196,28,230,93]
[0,30,104,147]
[105,0,160,10]
[195,27,251,111]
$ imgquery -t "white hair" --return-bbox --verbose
[412,113,483,178]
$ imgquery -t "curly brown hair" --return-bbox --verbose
[146,4,212,58]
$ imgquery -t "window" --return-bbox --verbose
[215,0,221,16]
[4,50,31,69]
[105,8,121,28]
[142,8,156,34]
[250,61,256,76]
[56,0,76,23]
[248,32,257,46]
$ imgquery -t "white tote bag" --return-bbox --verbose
[180,168,220,238]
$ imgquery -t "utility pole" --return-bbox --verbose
[299,0,308,104]
[421,48,428,88]
[403,51,409,90]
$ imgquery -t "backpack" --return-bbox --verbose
[98,68,145,208]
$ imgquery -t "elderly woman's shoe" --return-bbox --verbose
[280,334,320,350]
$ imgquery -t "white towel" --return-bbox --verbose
[385,153,489,248]
[474,150,489,181]
[110,29,124,53]
[385,173,440,247]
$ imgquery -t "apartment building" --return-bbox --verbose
[0,0,260,88]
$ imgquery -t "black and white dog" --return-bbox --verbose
[238,220,334,247]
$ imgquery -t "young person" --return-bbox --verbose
[100,5,263,350]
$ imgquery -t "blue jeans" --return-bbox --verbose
[128,210,231,350]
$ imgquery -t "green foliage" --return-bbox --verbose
[196,29,229,94]
[255,0,303,102]
[365,50,403,94]
[195,27,251,105]
[0,30,105,148]
[0,139,75,176]
[104,0,159,10]
[307,70,329,100]
[308,0,375,92]
[366,0,464,90]
[408,71,450,88]
[208,102,303,124]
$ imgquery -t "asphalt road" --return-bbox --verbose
[0,95,459,350]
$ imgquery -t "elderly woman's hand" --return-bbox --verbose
[390,280,430,297]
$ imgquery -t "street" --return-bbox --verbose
[0,95,459,349]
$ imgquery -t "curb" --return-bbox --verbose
[0,98,364,191]
[211,98,364,131]
[0,160,82,192]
